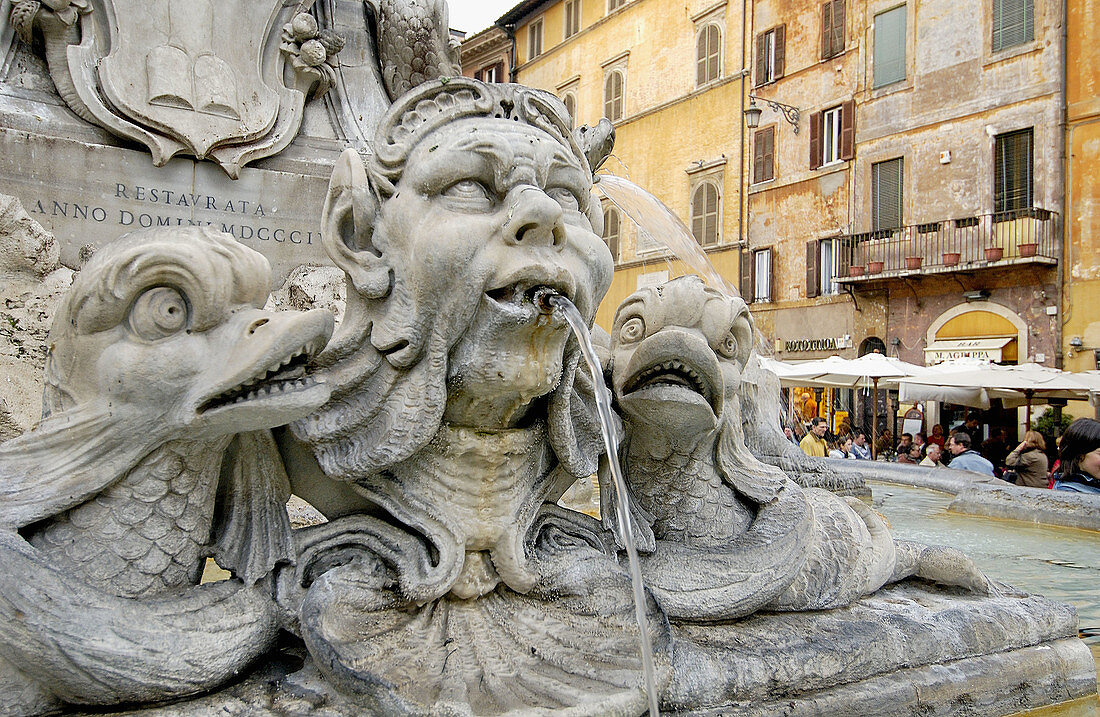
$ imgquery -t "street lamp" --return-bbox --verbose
[744,95,801,134]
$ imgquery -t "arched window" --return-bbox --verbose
[603,205,621,261]
[603,70,624,122]
[690,181,720,246]
[562,92,576,124]
[696,23,721,85]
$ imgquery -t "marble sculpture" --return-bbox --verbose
[0,15,1093,710]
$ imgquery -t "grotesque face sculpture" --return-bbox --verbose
[296,79,613,480]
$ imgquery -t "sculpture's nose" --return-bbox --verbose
[502,185,566,249]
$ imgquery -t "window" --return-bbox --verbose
[754,25,786,86]
[993,0,1033,51]
[476,62,503,83]
[809,101,854,169]
[603,206,621,261]
[806,238,846,297]
[696,23,721,86]
[565,0,582,38]
[528,18,544,60]
[872,157,904,231]
[608,0,627,10]
[739,247,772,302]
[873,5,906,88]
[562,92,576,123]
[754,248,773,302]
[690,181,721,246]
[604,69,624,121]
[994,128,1033,215]
[821,0,845,59]
[753,126,775,183]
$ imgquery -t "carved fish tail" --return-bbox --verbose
[377,0,461,101]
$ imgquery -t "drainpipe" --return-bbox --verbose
[1054,0,1068,371]
[500,23,517,82]
[738,0,748,246]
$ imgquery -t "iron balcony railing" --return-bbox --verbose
[836,209,1058,282]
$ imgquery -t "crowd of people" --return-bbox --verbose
[788,415,1100,494]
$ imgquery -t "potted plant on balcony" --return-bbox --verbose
[1017,242,1038,257]
[905,256,923,270]
[868,260,884,273]
[849,265,865,277]
[942,251,961,266]
[984,246,1004,262]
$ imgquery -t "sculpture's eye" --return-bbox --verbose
[547,186,581,212]
[619,316,645,343]
[443,179,491,201]
[716,331,737,359]
[130,286,189,340]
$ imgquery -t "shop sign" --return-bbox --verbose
[785,337,843,353]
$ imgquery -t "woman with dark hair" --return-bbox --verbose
[1005,430,1049,488]
[1052,418,1100,494]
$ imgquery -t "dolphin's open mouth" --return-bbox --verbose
[622,359,714,406]
[198,336,326,414]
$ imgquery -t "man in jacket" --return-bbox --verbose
[799,417,829,458]
[945,431,994,475]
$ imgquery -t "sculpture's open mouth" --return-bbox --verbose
[622,359,714,407]
[485,270,576,323]
[198,332,329,415]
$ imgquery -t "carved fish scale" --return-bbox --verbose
[625,441,751,548]
[29,437,232,599]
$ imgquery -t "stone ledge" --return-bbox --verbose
[665,582,1096,716]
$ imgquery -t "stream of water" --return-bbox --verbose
[546,293,661,716]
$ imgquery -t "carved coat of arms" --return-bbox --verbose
[10,0,346,177]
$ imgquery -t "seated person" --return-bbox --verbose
[850,432,872,460]
[799,417,829,458]
[920,443,943,467]
[829,436,855,459]
[1005,431,1049,488]
[1051,418,1100,494]
[945,431,994,475]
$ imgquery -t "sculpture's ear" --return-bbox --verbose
[322,150,391,299]
[586,188,605,236]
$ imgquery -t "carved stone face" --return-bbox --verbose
[373,118,612,428]
[610,277,753,435]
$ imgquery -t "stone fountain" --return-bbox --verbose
[0,2,1095,715]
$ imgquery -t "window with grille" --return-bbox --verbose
[562,92,576,123]
[993,0,1033,51]
[753,126,775,183]
[754,248,772,302]
[690,181,721,246]
[872,157,904,231]
[528,18,544,60]
[821,0,845,59]
[565,0,582,38]
[873,5,906,88]
[994,128,1033,215]
[696,23,721,86]
[755,26,785,86]
[603,206,621,261]
[604,70,624,121]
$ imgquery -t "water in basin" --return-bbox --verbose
[869,481,1100,646]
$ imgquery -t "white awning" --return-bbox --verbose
[923,337,1013,365]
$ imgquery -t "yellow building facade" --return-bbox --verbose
[1064,0,1100,377]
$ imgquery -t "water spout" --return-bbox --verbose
[544,291,661,716]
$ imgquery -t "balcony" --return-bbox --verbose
[835,209,1058,286]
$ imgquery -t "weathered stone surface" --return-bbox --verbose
[664,582,1096,715]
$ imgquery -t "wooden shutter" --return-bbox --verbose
[740,247,755,303]
[839,100,855,160]
[832,0,845,56]
[872,158,903,231]
[774,25,786,79]
[752,129,761,183]
[821,1,833,60]
[809,111,823,169]
[763,127,775,181]
[806,241,820,298]
[755,33,766,87]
